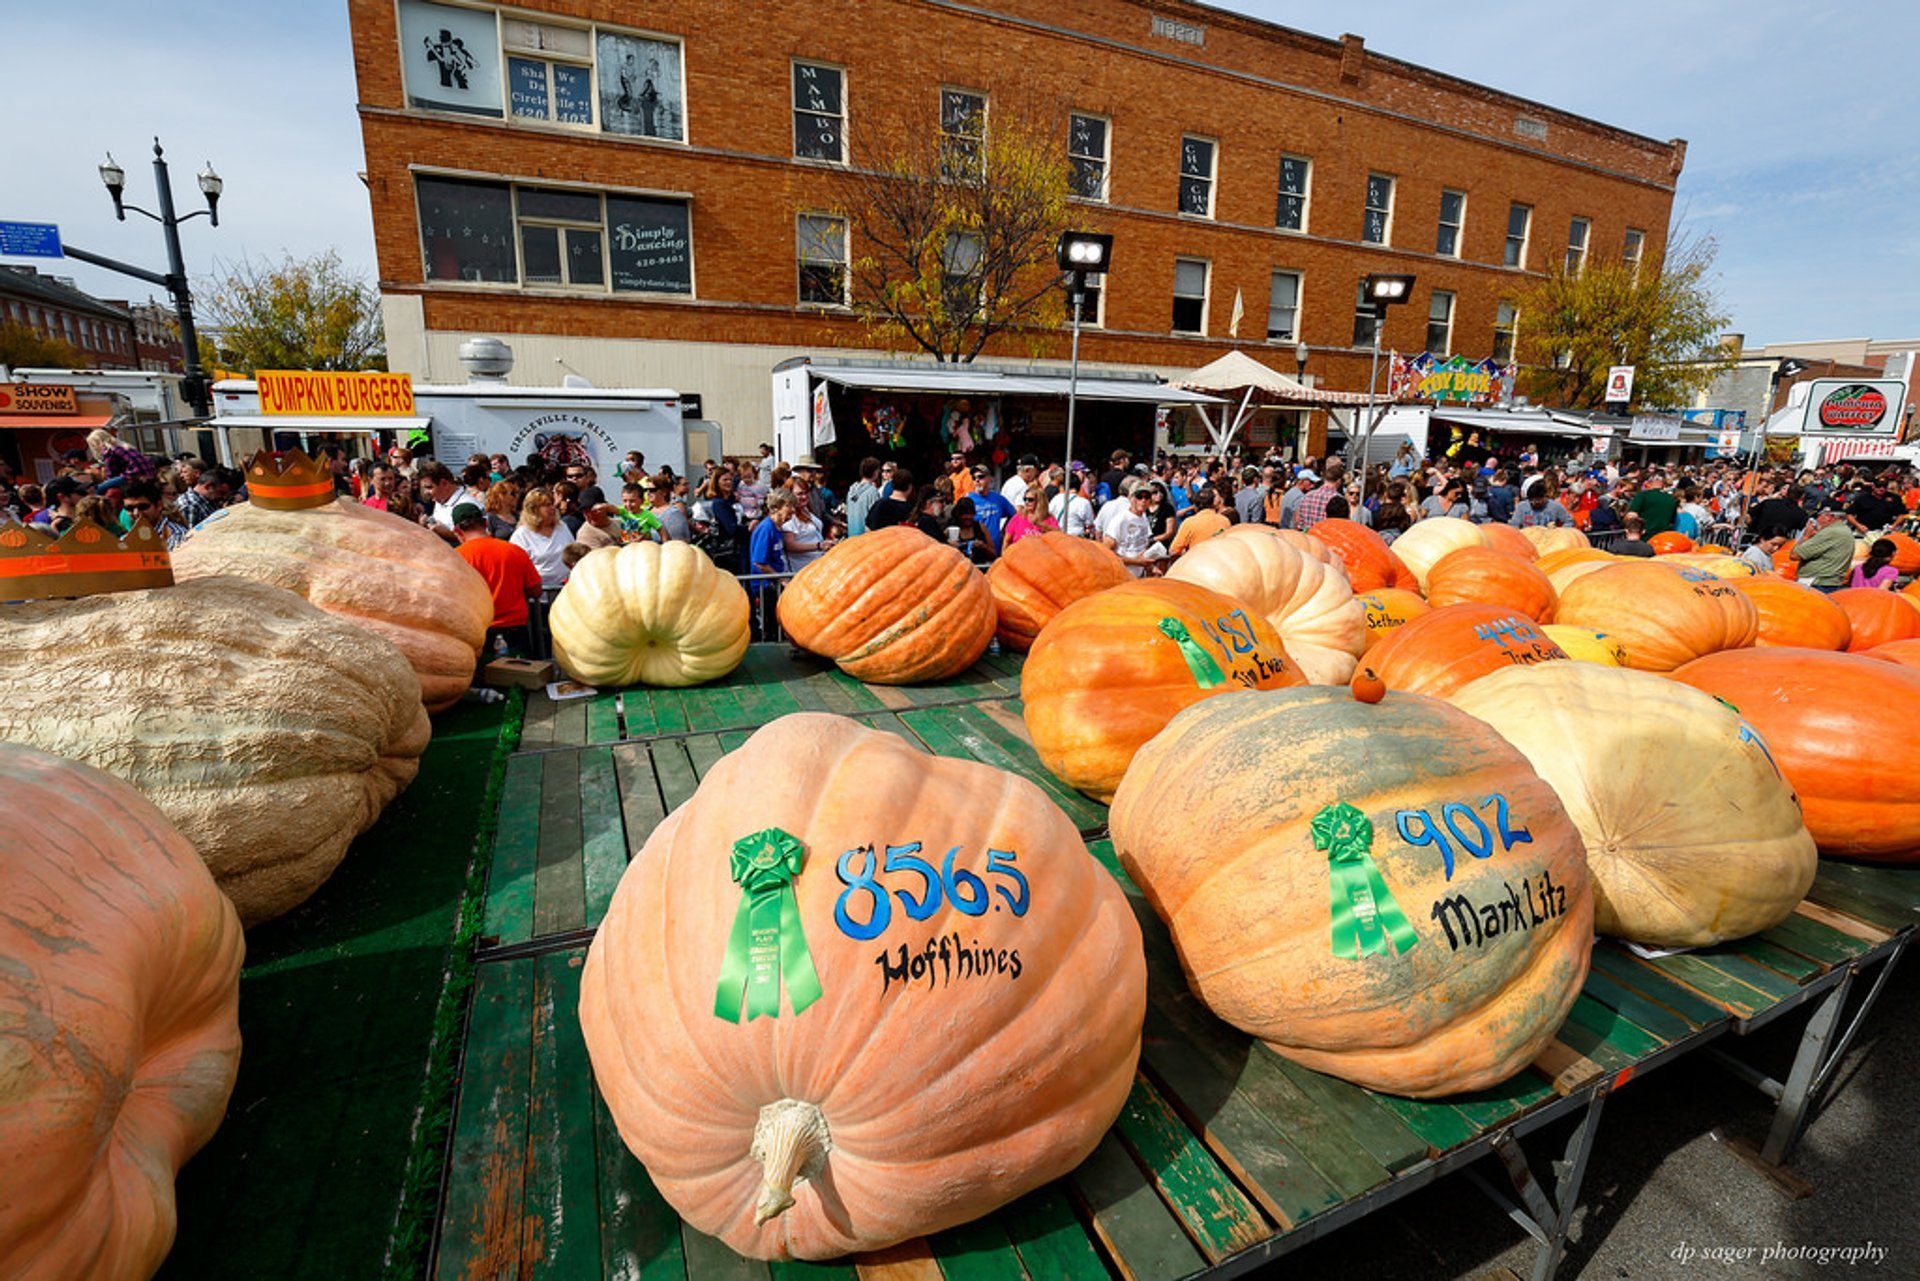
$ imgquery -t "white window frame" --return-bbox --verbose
[1426,290,1455,357]
[1276,154,1311,233]
[1070,272,1106,328]
[795,212,848,307]
[938,86,988,179]
[791,60,846,165]
[1505,203,1532,269]
[1623,228,1645,278]
[1436,189,1466,258]
[514,187,609,290]
[1172,257,1210,335]
[1352,280,1379,349]
[1363,172,1395,246]
[1565,216,1590,274]
[1266,269,1302,343]
[1493,302,1518,364]
[502,18,598,132]
[1067,112,1110,202]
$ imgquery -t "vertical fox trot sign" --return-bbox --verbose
[1799,378,1908,438]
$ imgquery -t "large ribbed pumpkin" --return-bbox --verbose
[1867,638,1920,670]
[1773,542,1799,581]
[579,714,1145,1259]
[1884,532,1920,574]
[1730,576,1853,650]
[1664,553,1756,579]
[1518,526,1591,556]
[1359,588,1431,653]
[1672,649,1920,862]
[1368,603,1569,699]
[1425,546,1557,622]
[1311,518,1420,592]
[1110,687,1592,1097]
[1390,516,1490,590]
[1535,548,1616,596]
[1454,665,1815,947]
[1167,526,1366,683]
[1649,531,1695,555]
[1481,522,1540,561]
[0,576,429,925]
[550,541,749,687]
[985,531,1131,652]
[1024,579,1306,801]
[1554,562,1758,671]
[1831,587,1920,652]
[779,526,995,684]
[0,747,244,1281]
[172,496,492,713]
[1541,625,1629,667]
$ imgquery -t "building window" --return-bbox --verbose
[1267,270,1301,342]
[1363,173,1394,245]
[1492,302,1518,363]
[399,0,505,117]
[1505,203,1531,268]
[1565,217,1590,273]
[1172,258,1208,334]
[796,214,847,305]
[1436,189,1465,257]
[939,88,986,179]
[504,20,595,126]
[594,32,686,140]
[416,174,693,294]
[1623,228,1644,276]
[793,61,844,163]
[1426,291,1454,356]
[1352,280,1379,348]
[1179,136,1216,217]
[941,231,983,306]
[1068,113,1109,201]
[1276,155,1310,231]
[517,187,605,287]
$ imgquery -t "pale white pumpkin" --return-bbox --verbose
[1167,526,1366,684]
[550,541,750,688]
[1389,516,1490,591]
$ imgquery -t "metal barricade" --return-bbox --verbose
[738,570,798,643]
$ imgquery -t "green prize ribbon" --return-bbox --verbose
[1158,617,1226,688]
[1310,802,1419,960]
[714,827,824,1022]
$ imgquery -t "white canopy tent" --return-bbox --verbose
[1172,351,1377,454]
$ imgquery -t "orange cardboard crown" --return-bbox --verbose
[243,448,338,511]
[0,517,174,601]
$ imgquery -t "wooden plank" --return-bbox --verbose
[768,1260,858,1281]
[998,1185,1109,1281]
[1444,1070,1558,1131]
[521,693,558,747]
[1109,1075,1269,1262]
[679,1225,771,1281]
[1760,911,1874,968]
[924,1218,1031,1281]
[850,1238,941,1280]
[1808,864,1919,931]
[611,746,668,876]
[1577,968,1696,1044]
[685,733,727,781]
[858,712,931,753]
[534,750,585,938]
[592,1084,688,1281]
[522,952,599,1279]
[552,697,589,748]
[653,739,702,813]
[1719,935,1826,983]
[434,960,536,1281]
[1586,945,1730,1027]
[901,704,1104,834]
[1637,950,1800,1016]
[1560,994,1665,1063]
[486,754,545,947]
[1793,900,1892,945]
[620,689,660,739]
[1529,1041,1607,1096]
[682,681,749,734]
[1248,1049,1430,1176]
[1365,1091,1482,1155]
[648,688,693,736]
[578,748,628,927]
[585,693,621,744]
[956,702,1108,832]
[1068,1132,1207,1281]
[781,669,835,712]
[719,730,754,754]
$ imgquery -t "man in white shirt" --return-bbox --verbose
[1102,485,1159,576]
[1094,477,1137,542]
[1050,468,1097,536]
[1000,453,1039,508]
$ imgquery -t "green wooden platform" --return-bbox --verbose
[433,650,1917,1281]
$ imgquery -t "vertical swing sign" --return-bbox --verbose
[715,828,823,1022]
[1605,365,1635,406]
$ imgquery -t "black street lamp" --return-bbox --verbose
[63,139,222,417]
[1351,273,1416,470]
[1056,230,1113,477]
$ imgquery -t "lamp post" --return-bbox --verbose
[1352,273,1415,472]
[1738,358,1809,541]
[1055,230,1113,482]
[61,139,222,418]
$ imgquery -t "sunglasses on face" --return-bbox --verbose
[125,501,154,513]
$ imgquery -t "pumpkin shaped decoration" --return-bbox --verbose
[1554,562,1758,672]
[1649,531,1695,555]
[0,576,430,925]
[1542,625,1629,667]
[1672,649,1920,862]
[1867,638,1920,670]
[1167,527,1367,684]
[0,745,244,1281]
[1390,516,1490,591]
[1481,522,1540,562]
[1024,578,1306,802]
[985,531,1131,652]
[1830,586,1920,652]
[1534,547,1616,596]
[1358,588,1431,654]
[1518,525,1591,556]
[171,494,492,713]
[1453,665,1815,947]
[1110,687,1592,1097]
[778,526,996,684]
[1367,603,1569,699]
[579,714,1146,1259]
[1311,518,1420,593]
[1424,546,1557,622]
[550,541,750,687]
[1730,576,1853,650]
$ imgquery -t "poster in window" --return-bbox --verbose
[398,0,503,117]
[597,33,684,140]
[606,196,692,294]
[416,176,517,284]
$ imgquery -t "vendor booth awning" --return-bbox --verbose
[1173,350,1377,407]
[1428,405,1596,439]
[809,365,1224,406]
[0,413,116,429]
[211,415,432,433]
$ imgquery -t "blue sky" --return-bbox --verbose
[7,1,1915,348]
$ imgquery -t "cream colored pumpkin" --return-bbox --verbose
[550,541,750,687]
[172,497,492,712]
[1517,526,1591,556]
[1454,664,1815,947]
[1662,553,1757,579]
[1168,527,1366,683]
[0,576,430,926]
[1390,516,1490,591]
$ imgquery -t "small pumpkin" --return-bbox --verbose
[985,531,1132,652]
[1730,576,1853,650]
[1310,518,1420,593]
[1534,547,1616,596]
[1453,664,1815,947]
[1481,522,1540,561]
[1867,638,1920,670]
[1109,687,1592,1097]
[1424,546,1557,622]
[1024,578,1306,801]
[1518,525,1591,556]
[579,714,1146,1259]
[550,541,750,687]
[779,527,996,684]
[1367,603,1569,699]
[1350,664,1386,703]
[1389,516,1490,591]
[1358,588,1431,654]
[1167,526,1367,683]
[1649,531,1695,555]
[0,745,244,1281]
[1541,624,1629,667]
[1830,586,1920,652]
[1554,562,1758,672]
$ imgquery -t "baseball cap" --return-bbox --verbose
[1297,468,1320,483]
[1018,453,1040,468]
[450,502,484,527]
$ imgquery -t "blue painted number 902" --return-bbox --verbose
[833,843,1031,940]
[1394,794,1532,880]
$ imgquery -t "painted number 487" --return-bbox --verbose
[1395,794,1531,880]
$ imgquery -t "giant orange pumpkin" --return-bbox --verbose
[1167,526,1367,683]
[1424,546,1557,622]
[1730,576,1853,650]
[579,714,1145,1258]
[1368,603,1569,699]
[1518,526,1591,556]
[1024,578,1306,801]
[1773,542,1799,581]
[1884,532,1920,575]
[1554,562,1758,671]
[1534,547,1616,596]
[1481,522,1540,561]
[985,531,1132,652]
[1,745,244,1280]
[1110,687,1592,1097]
[1358,588,1431,654]
[779,526,995,684]
[1830,587,1920,652]
[1867,638,1920,670]
[1649,531,1695,555]
[1672,649,1920,862]
[1390,516,1490,591]
[1310,518,1420,593]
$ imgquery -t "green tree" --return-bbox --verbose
[1514,230,1733,411]
[0,320,82,370]
[195,250,385,374]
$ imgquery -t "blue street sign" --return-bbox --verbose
[0,221,64,258]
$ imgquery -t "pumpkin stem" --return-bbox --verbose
[750,1099,831,1225]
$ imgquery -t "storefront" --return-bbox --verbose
[0,381,122,483]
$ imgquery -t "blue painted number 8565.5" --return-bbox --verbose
[833,843,1031,940]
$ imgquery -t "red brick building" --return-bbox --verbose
[0,267,141,370]
[348,0,1685,452]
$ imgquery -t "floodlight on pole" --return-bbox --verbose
[1057,231,1114,482]
[1353,273,1416,472]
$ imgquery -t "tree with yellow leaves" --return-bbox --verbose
[195,250,385,374]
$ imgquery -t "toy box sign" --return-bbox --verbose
[1387,353,1517,406]
[1800,377,1906,437]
